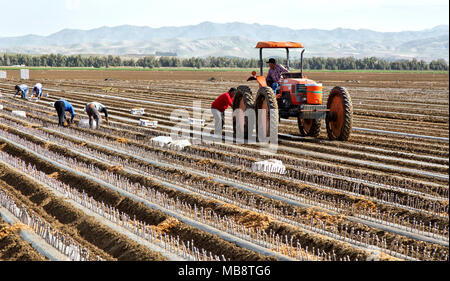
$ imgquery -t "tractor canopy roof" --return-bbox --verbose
[255,41,304,49]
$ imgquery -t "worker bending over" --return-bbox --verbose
[32,83,43,99]
[85,102,109,129]
[211,88,236,138]
[54,99,75,127]
[14,84,29,99]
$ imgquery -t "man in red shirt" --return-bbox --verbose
[211,88,236,138]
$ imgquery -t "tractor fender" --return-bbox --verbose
[256,76,268,87]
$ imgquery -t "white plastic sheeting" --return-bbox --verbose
[252,159,286,174]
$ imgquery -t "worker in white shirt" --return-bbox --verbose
[31,83,43,99]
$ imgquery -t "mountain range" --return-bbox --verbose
[0,22,448,61]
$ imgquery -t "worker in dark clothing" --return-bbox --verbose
[85,102,108,129]
[54,99,75,127]
[211,88,236,138]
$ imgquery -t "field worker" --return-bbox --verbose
[54,99,75,127]
[266,58,288,92]
[14,84,29,99]
[32,83,43,99]
[211,88,236,138]
[85,102,109,129]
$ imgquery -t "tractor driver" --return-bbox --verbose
[266,58,288,93]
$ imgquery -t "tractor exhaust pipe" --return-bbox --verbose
[300,49,305,78]
[259,48,264,76]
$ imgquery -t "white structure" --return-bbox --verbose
[20,69,29,80]
[252,159,286,174]
[12,110,27,118]
[131,108,145,115]
[78,119,96,128]
[0,71,6,79]
[189,118,206,127]
[0,105,3,110]
[139,119,158,127]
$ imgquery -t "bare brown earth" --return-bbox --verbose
[4,69,449,88]
[0,69,448,261]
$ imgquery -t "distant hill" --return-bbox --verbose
[0,22,448,61]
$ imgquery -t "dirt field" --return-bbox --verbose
[4,69,449,86]
[0,69,448,261]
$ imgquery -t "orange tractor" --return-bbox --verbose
[232,41,353,141]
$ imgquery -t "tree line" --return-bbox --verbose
[0,53,448,71]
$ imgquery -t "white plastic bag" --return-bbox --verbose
[131,108,145,115]
[169,139,191,150]
[79,118,96,128]
[151,136,173,147]
[252,159,286,174]
[12,110,27,118]
[139,119,157,127]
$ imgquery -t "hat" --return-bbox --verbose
[266,58,276,64]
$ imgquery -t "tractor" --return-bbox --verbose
[232,41,353,142]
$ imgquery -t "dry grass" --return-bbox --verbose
[107,165,123,173]
[236,210,271,229]
[353,199,377,212]
[152,217,180,233]
[48,172,59,179]
[115,138,128,144]
[0,223,30,240]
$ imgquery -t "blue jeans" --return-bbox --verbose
[33,89,42,99]
[271,82,279,92]
[21,89,29,99]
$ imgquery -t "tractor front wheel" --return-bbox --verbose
[298,118,321,137]
[326,86,353,141]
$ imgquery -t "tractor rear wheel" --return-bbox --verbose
[298,118,321,137]
[232,86,254,140]
[326,86,353,141]
[255,87,279,142]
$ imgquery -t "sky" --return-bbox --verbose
[0,0,448,37]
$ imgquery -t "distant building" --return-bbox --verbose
[155,51,177,57]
